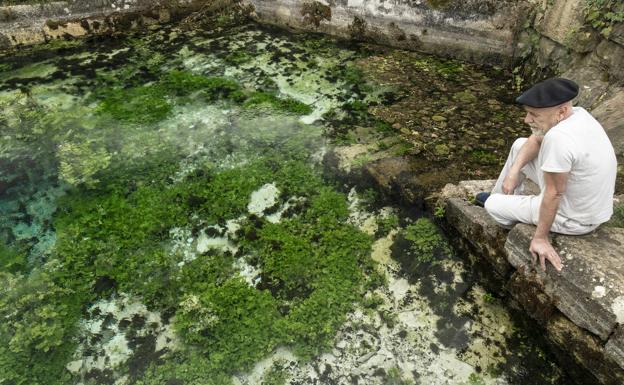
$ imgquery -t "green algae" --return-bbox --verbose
[0,242,27,274]
[2,148,373,383]
[0,21,575,385]
[243,91,312,114]
[0,267,80,385]
[95,70,311,124]
[96,84,172,124]
[402,218,452,264]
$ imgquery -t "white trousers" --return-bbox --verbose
[484,138,598,235]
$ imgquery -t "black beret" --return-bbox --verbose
[516,77,579,108]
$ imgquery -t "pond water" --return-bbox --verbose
[0,20,568,385]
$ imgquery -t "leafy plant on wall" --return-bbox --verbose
[584,0,624,38]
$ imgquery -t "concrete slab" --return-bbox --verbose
[445,198,512,277]
[506,224,624,341]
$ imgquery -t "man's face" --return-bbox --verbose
[523,105,561,136]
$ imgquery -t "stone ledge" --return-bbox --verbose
[441,181,624,384]
[547,314,624,385]
[445,197,511,277]
[506,223,624,341]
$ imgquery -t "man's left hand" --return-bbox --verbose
[529,237,563,272]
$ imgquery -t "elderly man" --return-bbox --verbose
[477,77,617,271]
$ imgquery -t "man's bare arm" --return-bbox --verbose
[530,171,569,271]
[503,134,543,194]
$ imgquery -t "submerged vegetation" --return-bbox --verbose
[0,19,572,385]
[96,71,309,124]
[0,150,379,384]
[402,218,452,264]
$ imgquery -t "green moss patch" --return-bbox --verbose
[96,84,172,124]
[244,91,313,115]
[95,70,311,124]
[0,147,378,383]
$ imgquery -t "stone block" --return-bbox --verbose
[547,314,624,385]
[606,324,624,371]
[506,270,555,325]
[560,59,610,109]
[591,89,624,156]
[43,20,90,39]
[595,39,624,83]
[537,0,597,52]
[445,198,511,277]
[609,21,624,46]
[506,224,624,341]
[247,0,527,64]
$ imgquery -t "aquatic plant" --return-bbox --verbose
[465,373,486,385]
[57,140,111,188]
[160,70,244,100]
[261,360,289,385]
[471,149,500,165]
[5,149,375,383]
[0,242,27,274]
[376,213,400,237]
[384,366,414,385]
[175,278,282,369]
[402,218,452,264]
[96,84,172,124]
[243,91,312,114]
[0,268,80,385]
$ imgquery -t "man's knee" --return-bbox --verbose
[483,194,516,226]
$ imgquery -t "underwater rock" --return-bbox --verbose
[364,156,424,206]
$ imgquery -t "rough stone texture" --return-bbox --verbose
[505,270,555,325]
[0,0,208,49]
[244,0,530,65]
[611,22,624,46]
[506,224,624,341]
[606,325,624,371]
[547,314,624,385]
[537,0,598,53]
[592,89,624,157]
[445,197,511,277]
[594,38,624,85]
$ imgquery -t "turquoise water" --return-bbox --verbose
[0,23,566,385]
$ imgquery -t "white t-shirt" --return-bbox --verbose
[538,107,617,224]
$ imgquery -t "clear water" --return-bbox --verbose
[0,23,566,385]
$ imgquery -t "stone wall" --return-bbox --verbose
[243,0,531,65]
[439,181,624,385]
[0,0,223,48]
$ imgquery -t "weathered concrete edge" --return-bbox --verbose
[440,183,624,384]
[0,0,227,49]
[243,0,527,65]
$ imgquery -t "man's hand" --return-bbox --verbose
[502,170,521,194]
[529,237,563,272]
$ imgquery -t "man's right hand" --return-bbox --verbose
[502,170,521,194]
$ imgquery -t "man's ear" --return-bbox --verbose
[557,103,569,120]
